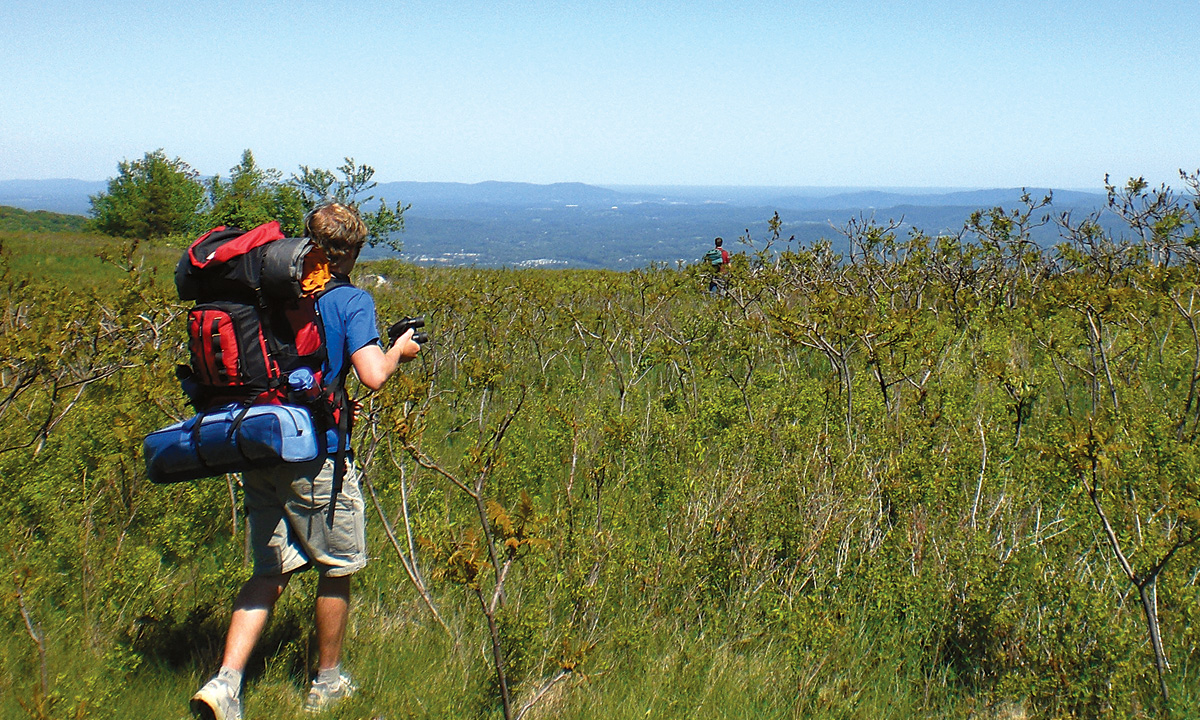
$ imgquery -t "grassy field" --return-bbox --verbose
[2,207,1200,720]
[1,228,180,286]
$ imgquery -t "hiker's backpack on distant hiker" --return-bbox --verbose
[144,221,350,485]
[703,247,724,268]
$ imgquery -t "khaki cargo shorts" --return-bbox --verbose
[242,456,368,578]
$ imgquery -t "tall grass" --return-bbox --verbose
[0,229,179,285]
[3,214,1200,719]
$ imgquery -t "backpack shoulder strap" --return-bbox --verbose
[316,271,358,526]
[315,273,354,297]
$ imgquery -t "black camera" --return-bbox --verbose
[387,315,428,346]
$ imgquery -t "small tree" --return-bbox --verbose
[293,157,409,251]
[204,149,307,235]
[202,153,408,250]
[88,149,206,240]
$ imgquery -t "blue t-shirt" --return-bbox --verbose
[318,282,379,452]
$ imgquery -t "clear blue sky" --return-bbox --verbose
[2,0,1197,189]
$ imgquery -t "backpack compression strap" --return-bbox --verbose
[328,387,351,524]
[318,275,355,524]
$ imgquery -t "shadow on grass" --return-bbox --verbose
[128,599,311,684]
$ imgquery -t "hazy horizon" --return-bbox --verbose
[0,176,1110,195]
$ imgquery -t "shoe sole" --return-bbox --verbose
[190,694,238,720]
[190,697,218,720]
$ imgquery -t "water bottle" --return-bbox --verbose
[287,367,319,401]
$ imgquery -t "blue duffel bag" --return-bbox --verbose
[144,403,320,484]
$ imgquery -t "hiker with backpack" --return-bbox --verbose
[703,236,730,295]
[188,203,421,720]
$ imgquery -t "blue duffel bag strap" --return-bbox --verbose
[228,404,255,461]
[189,410,212,471]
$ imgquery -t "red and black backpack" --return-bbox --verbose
[158,221,363,511]
[174,221,350,430]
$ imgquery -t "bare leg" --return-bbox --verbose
[314,574,351,670]
[220,573,292,672]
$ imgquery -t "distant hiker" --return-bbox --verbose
[190,203,422,720]
[703,236,730,295]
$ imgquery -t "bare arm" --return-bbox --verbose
[350,329,421,391]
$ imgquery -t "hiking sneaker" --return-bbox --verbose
[190,677,242,720]
[304,673,357,713]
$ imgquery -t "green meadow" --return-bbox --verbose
[1,185,1199,719]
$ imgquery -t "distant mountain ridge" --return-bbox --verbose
[0,177,1107,217]
[1,178,1111,269]
[374,181,627,207]
[373,181,1106,213]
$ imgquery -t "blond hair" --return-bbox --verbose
[305,203,368,265]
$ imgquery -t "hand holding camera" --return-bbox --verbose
[387,315,429,347]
